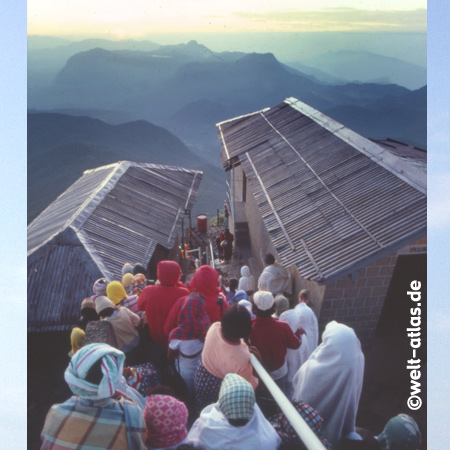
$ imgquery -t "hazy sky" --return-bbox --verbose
[28,0,426,36]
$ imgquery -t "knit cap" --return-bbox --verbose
[122,273,134,292]
[81,297,96,310]
[122,263,134,276]
[253,290,275,311]
[144,395,188,448]
[93,278,108,296]
[106,281,127,305]
[69,327,85,357]
[95,296,116,315]
[218,373,255,421]
[133,263,147,276]
[131,273,147,296]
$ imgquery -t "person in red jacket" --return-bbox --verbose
[137,260,189,350]
[250,290,302,396]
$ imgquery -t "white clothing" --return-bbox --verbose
[269,359,288,381]
[169,338,203,355]
[292,321,365,447]
[294,302,319,357]
[279,310,310,382]
[238,266,255,292]
[258,263,291,295]
[187,402,281,450]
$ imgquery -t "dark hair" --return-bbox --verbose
[81,308,99,322]
[133,263,147,276]
[229,278,239,292]
[98,307,115,318]
[228,418,250,427]
[147,385,177,398]
[264,253,275,265]
[85,358,103,385]
[222,304,252,341]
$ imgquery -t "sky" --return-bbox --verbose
[28,0,426,36]
[6,0,447,447]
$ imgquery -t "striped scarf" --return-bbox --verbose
[65,343,125,400]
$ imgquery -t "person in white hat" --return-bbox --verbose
[249,291,302,394]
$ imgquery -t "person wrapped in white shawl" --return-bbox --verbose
[292,321,364,448]
[188,373,281,450]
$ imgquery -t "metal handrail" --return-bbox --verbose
[250,354,326,450]
[208,240,215,269]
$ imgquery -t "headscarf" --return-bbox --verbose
[292,321,364,447]
[294,302,319,357]
[189,265,219,298]
[92,278,108,296]
[238,266,255,293]
[131,273,147,296]
[144,395,188,448]
[70,327,85,357]
[122,263,134,276]
[238,300,255,320]
[169,294,211,341]
[107,281,127,305]
[219,374,255,422]
[274,295,289,317]
[95,296,117,315]
[377,414,421,450]
[64,343,125,399]
[122,273,134,296]
[133,263,147,276]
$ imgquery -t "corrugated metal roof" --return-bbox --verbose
[28,161,202,332]
[217,98,426,284]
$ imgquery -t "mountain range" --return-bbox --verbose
[28,38,426,219]
[28,113,225,223]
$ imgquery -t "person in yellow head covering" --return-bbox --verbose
[69,327,85,358]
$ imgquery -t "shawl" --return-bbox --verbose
[238,266,255,292]
[187,402,281,450]
[169,293,211,341]
[258,263,291,295]
[41,394,146,450]
[292,321,365,447]
[64,343,125,400]
[294,302,319,357]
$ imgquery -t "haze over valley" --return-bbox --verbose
[28,33,427,220]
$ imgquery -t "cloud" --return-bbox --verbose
[231,7,427,32]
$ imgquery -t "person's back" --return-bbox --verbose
[40,343,146,450]
[258,253,291,296]
[294,291,319,356]
[188,373,281,450]
[137,261,189,348]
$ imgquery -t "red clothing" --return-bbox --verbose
[189,265,229,323]
[164,266,229,338]
[219,232,234,260]
[137,261,189,348]
[250,316,301,373]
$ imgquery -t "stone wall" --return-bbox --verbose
[319,251,399,342]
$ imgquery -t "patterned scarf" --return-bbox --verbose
[64,343,125,399]
[144,395,188,448]
[169,293,211,341]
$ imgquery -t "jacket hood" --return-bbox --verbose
[189,265,219,298]
[157,261,181,286]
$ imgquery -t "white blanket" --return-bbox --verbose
[292,321,364,447]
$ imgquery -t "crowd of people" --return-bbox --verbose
[40,256,422,450]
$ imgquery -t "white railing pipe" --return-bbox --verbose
[250,354,326,450]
